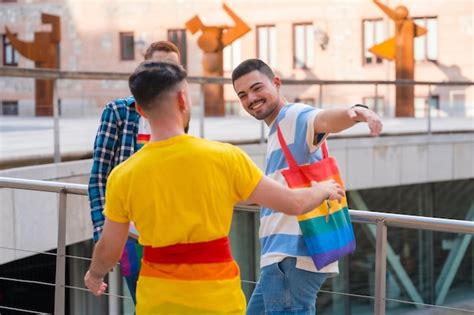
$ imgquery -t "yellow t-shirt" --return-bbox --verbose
[104,134,263,314]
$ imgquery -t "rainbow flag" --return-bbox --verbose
[135,237,246,314]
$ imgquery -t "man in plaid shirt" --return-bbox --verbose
[88,41,181,302]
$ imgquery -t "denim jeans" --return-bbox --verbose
[246,257,328,315]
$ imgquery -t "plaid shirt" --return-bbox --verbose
[88,96,140,241]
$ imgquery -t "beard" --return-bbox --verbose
[252,101,278,121]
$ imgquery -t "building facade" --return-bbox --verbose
[0,0,473,117]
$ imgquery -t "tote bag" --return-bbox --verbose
[277,125,356,269]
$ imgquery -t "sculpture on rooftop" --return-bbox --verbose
[186,3,250,116]
[369,0,427,117]
[5,13,61,116]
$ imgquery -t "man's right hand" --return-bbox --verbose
[315,180,345,202]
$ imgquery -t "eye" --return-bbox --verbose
[239,94,247,100]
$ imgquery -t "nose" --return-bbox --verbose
[248,92,258,104]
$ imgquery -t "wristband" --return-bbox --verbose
[351,104,369,109]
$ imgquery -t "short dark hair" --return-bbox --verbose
[144,41,180,60]
[128,61,187,111]
[231,59,275,85]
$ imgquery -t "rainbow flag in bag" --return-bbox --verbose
[277,125,356,270]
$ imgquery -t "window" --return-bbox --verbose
[168,29,187,69]
[413,17,438,61]
[119,32,134,61]
[225,100,241,116]
[223,39,241,72]
[362,96,385,116]
[256,25,276,68]
[415,95,439,117]
[293,23,314,69]
[294,97,315,106]
[1,101,18,115]
[362,19,384,65]
[2,34,19,66]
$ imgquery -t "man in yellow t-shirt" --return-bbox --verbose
[84,61,344,314]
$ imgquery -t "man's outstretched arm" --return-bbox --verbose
[314,105,383,136]
[246,176,344,216]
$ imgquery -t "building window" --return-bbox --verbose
[223,39,241,72]
[1,100,18,115]
[225,100,241,116]
[294,97,315,106]
[293,23,314,69]
[413,17,438,61]
[362,19,384,65]
[415,95,439,117]
[168,29,187,69]
[363,96,385,116]
[256,25,276,68]
[2,34,19,66]
[119,32,134,61]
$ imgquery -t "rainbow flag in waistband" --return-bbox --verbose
[136,237,246,315]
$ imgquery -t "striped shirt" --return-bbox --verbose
[88,96,150,241]
[260,103,339,274]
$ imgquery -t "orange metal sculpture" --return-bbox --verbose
[5,13,61,116]
[186,3,250,116]
[369,0,427,117]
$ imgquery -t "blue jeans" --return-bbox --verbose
[246,257,328,315]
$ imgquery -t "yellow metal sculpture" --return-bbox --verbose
[369,0,427,117]
[186,3,250,116]
[5,13,61,116]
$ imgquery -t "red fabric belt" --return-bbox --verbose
[143,236,233,264]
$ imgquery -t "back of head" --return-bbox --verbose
[144,41,181,60]
[231,59,275,85]
[129,61,187,112]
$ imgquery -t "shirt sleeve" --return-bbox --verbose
[306,108,327,153]
[229,146,264,201]
[102,168,130,224]
[87,103,120,241]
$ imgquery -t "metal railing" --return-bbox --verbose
[1,66,473,164]
[0,176,473,314]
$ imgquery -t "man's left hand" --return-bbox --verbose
[349,107,383,136]
[84,270,108,296]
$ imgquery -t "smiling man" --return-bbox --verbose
[232,59,383,315]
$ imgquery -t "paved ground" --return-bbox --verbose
[0,115,472,167]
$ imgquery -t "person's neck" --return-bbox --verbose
[264,98,287,126]
[148,119,185,142]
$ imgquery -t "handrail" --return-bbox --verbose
[1,66,473,86]
[1,177,473,235]
[1,176,473,315]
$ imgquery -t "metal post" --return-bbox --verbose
[374,83,379,114]
[54,189,67,315]
[318,84,323,108]
[199,83,205,138]
[52,80,61,163]
[427,84,432,135]
[259,121,265,144]
[374,219,388,315]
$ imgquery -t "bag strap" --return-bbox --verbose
[276,125,299,171]
[277,124,330,164]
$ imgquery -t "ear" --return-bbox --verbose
[135,103,147,118]
[273,76,281,89]
[177,90,188,112]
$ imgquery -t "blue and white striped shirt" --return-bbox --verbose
[260,103,339,274]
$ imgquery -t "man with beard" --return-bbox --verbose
[87,41,181,302]
[84,61,346,314]
[232,59,383,314]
